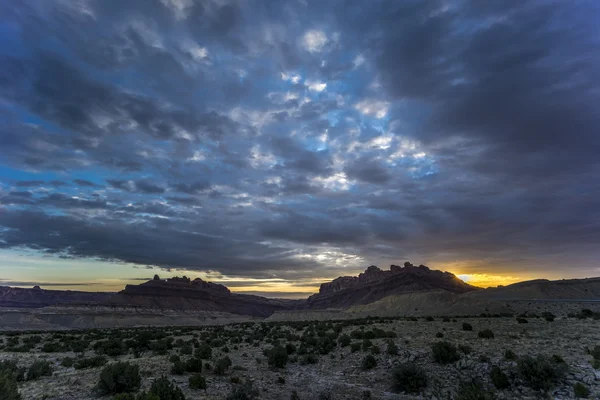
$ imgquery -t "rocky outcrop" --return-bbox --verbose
[307,262,478,309]
[108,276,300,317]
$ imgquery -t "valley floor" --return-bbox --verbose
[1,312,599,400]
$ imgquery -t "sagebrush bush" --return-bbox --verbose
[184,357,202,373]
[455,381,494,400]
[462,323,473,331]
[26,360,52,381]
[517,355,568,392]
[386,339,398,355]
[391,363,427,393]
[74,355,108,369]
[338,334,351,347]
[432,341,460,364]
[490,366,509,389]
[195,343,212,360]
[516,317,528,324]
[226,382,259,400]
[97,362,141,395]
[504,349,517,360]
[574,382,590,398]
[214,356,232,375]
[147,376,185,400]
[361,354,377,370]
[189,374,207,390]
[171,360,185,375]
[478,329,494,339]
[266,346,288,368]
[0,371,21,400]
[61,357,74,368]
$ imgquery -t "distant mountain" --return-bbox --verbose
[2,264,598,320]
[0,285,112,308]
[306,263,478,309]
[107,275,300,317]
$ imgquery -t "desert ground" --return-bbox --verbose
[1,309,599,400]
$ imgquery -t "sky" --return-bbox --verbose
[0,0,599,297]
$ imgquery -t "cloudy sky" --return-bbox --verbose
[0,0,599,296]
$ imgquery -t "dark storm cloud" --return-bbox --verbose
[0,0,599,282]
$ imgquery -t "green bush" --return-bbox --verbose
[490,366,509,389]
[432,341,460,364]
[94,338,129,357]
[517,355,568,392]
[61,357,74,368]
[435,332,444,338]
[0,360,26,382]
[300,353,318,365]
[458,344,472,355]
[180,345,193,355]
[188,374,207,390]
[184,357,203,373]
[542,312,555,322]
[478,329,494,339]
[26,360,52,381]
[591,345,600,360]
[350,342,361,353]
[195,343,212,360]
[0,371,21,400]
[97,362,141,395]
[504,349,517,361]
[147,376,185,400]
[516,317,528,324]
[361,354,377,370]
[214,356,232,375]
[171,360,185,375]
[455,382,494,400]
[226,382,259,400]
[267,346,288,368]
[386,340,398,355]
[574,382,590,398]
[462,323,473,331]
[391,363,427,394]
[75,356,108,369]
[338,334,351,347]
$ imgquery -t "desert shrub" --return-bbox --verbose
[391,363,427,393]
[267,346,288,368]
[350,343,361,353]
[26,360,52,381]
[592,359,600,370]
[317,390,332,400]
[171,360,185,375]
[290,390,300,400]
[516,317,528,324]
[277,376,285,384]
[504,349,517,360]
[97,362,141,395]
[285,343,296,354]
[214,356,232,375]
[443,317,451,322]
[180,344,193,355]
[455,381,494,400]
[432,341,460,364]
[338,334,351,347]
[361,354,377,370]
[169,355,180,363]
[591,345,600,360]
[226,382,259,400]
[300,353,318,365]
[458,344,472,355]
[61,357,74,368]
[542,312,555,322]
[362,339,373,350]
[188,374,207,390]
[75,355,108,369]
[462,323,473,331]
[490,366,509,389]
[0,360,26,382]
[41,341,68,353]
[425,316,434,322]
[574,382,590,398]
[94,338,129,357]
[184,357,203,373]
[195,343,212,360]
[0,371,21,400]
[386,340,398,355]
[147,376,185,400]
[435,332,444,338]
[517,355,568,392]
[478,329,494,339]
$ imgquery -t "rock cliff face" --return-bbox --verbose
[307,262,477,309]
